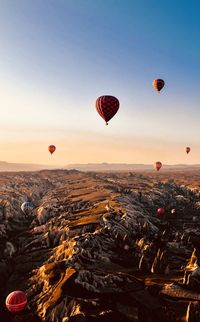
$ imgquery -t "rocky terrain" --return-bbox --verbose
[1,169,200,321]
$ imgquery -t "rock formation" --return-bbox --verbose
[0,169,200,321]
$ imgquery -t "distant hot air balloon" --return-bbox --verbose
[6,290,27,313]
[157,208,165,216]
[152,79,165,92]
[154,161,162,171]
[96,95,119,125]
[21,202,33,215]
[186,147,191,154]
[48,145,56,155]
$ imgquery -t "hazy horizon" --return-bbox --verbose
[1,1,200,165]
[1,160,200,168]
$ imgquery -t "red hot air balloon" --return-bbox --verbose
[186,147,191,154]
[6,290,27,313]
[154,161,162,171]
[96,95,119,125]
[157,208,165,217]
[48,145,56,155]
[152,79,165,92]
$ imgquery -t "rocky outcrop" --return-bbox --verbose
[0,170,200,321]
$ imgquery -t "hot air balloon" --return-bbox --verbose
[157,208,165,216]
[48,145,56,155]
[154,161,162,171]
[96,95,119,125]
[152,79,165,92]
[6,290,27,313]
[21,202,33,215]
[186,147,191,154]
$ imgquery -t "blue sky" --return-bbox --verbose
[0,0,200,165]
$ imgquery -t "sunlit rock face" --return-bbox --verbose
[0,170,200,321]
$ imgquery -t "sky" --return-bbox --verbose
[0,0,200,165]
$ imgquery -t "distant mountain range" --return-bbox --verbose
[0,161,54,172]
[0,161,200,172]
[65,163,200,171]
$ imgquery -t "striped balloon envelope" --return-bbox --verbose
[154,161,162,171]
[186,146,191,154]
[96,95,119,125]
[48,145,56,155]
[5,290,27,313]
[152,79,165,92]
